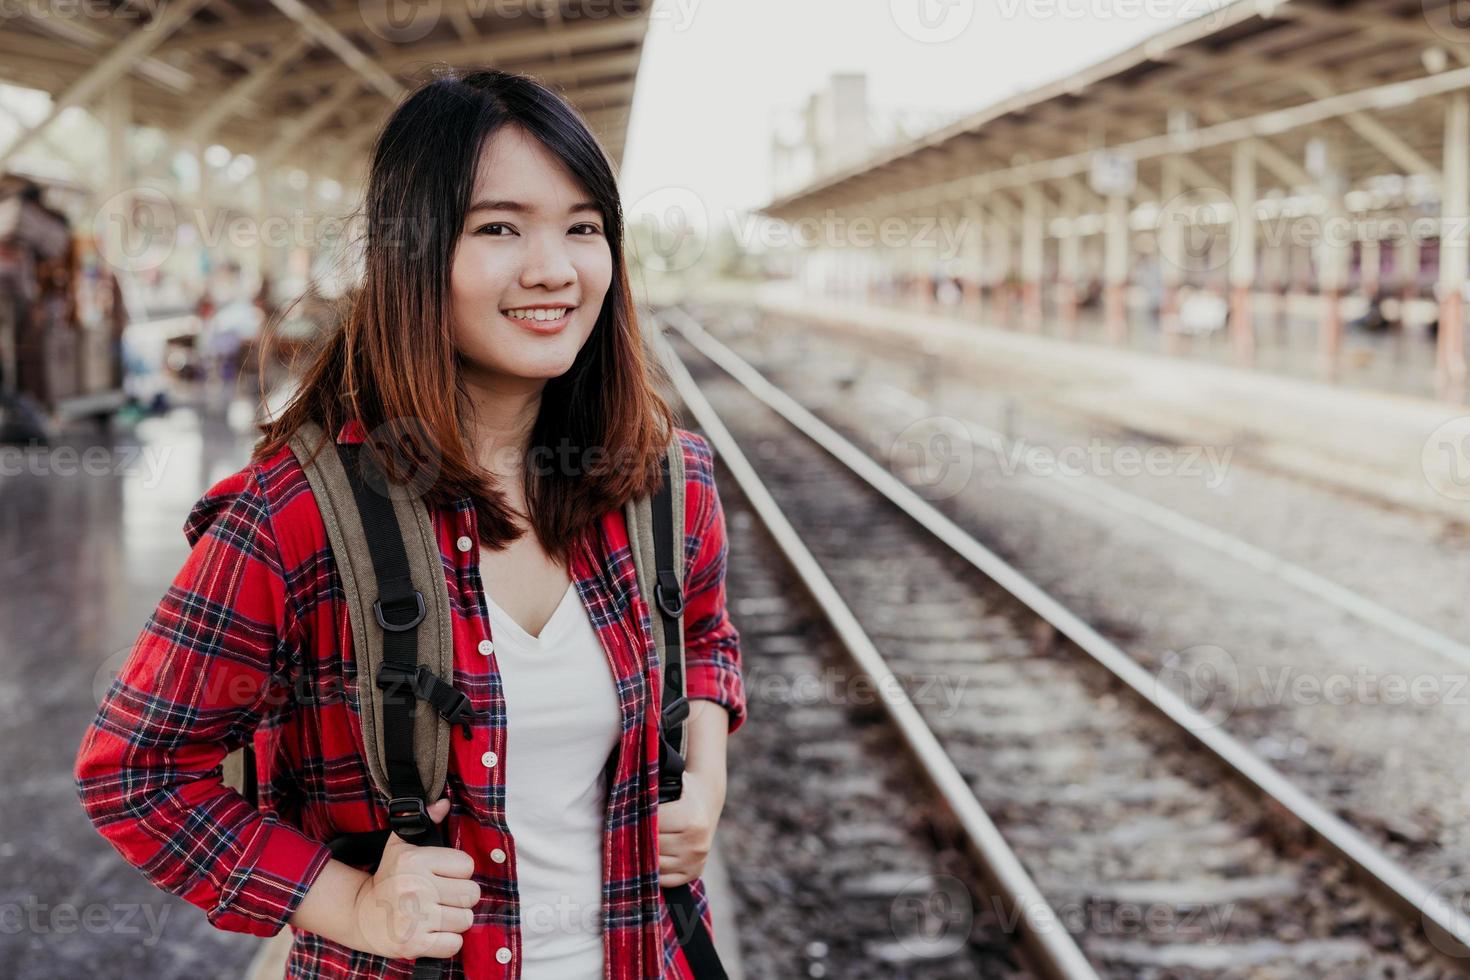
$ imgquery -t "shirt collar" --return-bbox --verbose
[334,418,366,445]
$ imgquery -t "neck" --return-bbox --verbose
[462,372,544,481]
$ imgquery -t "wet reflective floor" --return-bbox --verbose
[2,396,267,979]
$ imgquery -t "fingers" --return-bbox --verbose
[427,798,451,823]
[421,930,465,960]
[433,904,475,934]
[420,846,477,879]
[435,877,482,910]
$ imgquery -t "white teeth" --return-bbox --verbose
[504,307,569,321]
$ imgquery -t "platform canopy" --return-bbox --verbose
[762,0,1470,218]
[0,0,652,183]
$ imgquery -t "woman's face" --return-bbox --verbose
[450,125,613,390]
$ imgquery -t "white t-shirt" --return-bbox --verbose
[484,580,623,979]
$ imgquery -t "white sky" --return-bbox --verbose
[619,0,1228,218]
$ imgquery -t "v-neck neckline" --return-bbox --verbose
[483,581,579,649]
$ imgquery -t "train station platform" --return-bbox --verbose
[708,282,1470,525]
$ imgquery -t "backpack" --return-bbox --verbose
[222,420,726,979]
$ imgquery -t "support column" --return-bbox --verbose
[1058,182,1083,338]
[1438,93,1468,394]
[1314,140,1349,380]
[962,200,984,318]
[1022,183,1045,332]
[1158,157,1184,353]
[1104,193,1130,344]
[1230,140,1258,365]
[990,207,1014,327]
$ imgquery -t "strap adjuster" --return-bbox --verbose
[386,796,432,840]
[376,663,477,739]
[662,693,690,727]
[373,591,426,632]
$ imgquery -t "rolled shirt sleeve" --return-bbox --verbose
[73,464,333,937]
[680,432,748,734]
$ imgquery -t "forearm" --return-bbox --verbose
[289,858,372,949]
[683,699,730,812]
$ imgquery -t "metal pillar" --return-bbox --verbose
[1058,182,1084,338]
[1314,140,1349,380]
[1158,157,1184,353]
[1438,93,1469,393]
[963,200,985,318]
[1229,140,1257,365]
[1104,193,1130,344]
[1022,183,1045,332]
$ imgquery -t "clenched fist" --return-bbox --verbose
[351,798,480,960]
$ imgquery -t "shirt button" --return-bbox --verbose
[482,750,498,768]
[495,947,512,965]
[478,640,494,656]
[456,535,473,553]
[490,848,506,863]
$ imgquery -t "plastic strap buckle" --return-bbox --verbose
[386,796,433,841]
[661,693,690,728]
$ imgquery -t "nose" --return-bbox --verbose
[518,231,576,292]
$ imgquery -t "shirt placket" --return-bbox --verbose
[446,500,520,979]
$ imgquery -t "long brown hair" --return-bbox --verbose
[253,68,674,565]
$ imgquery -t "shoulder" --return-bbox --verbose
[671,427,725,553]
[183,440,328,570]
[672,426,716,494]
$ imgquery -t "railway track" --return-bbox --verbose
[657,307,1470,979]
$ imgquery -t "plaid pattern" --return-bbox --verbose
[74,420,746,979]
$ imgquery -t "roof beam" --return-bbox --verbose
[0,0,210,168]
[263,0,403,101]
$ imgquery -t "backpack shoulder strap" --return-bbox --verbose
[284,420,466,843]
[625,432,689,803]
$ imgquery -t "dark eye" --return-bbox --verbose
[571,223,603,236]
[475,223,514,236]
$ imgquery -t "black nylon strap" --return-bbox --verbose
[335,443,447,980]
[652,445,729,978]
[665,882,729,980]
[652,450,689,805]
[337,443,430,832]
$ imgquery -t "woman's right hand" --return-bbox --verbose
[351,798,479,960]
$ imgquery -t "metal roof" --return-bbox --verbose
[762,0,1470,218]
[0,0,653,179]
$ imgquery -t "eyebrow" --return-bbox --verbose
[468,200,602,216]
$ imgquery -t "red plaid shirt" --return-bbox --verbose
[74,420,747,979]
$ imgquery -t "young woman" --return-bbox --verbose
[73,68,746,979]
